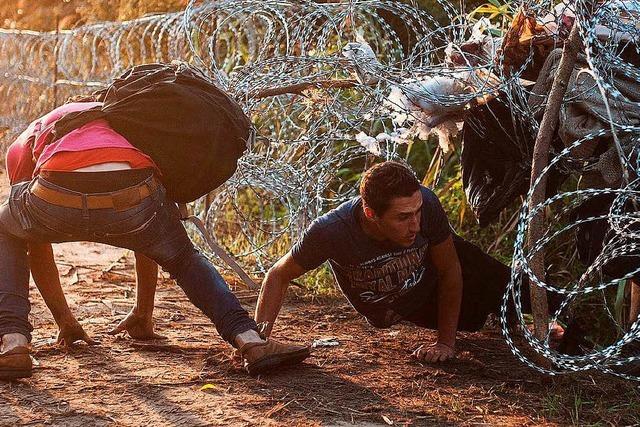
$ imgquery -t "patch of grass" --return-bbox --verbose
[538,383,640,426]
[541,393,562,419]
[569,389,589,426]
[605,390,640,425]
[297,264,338,297]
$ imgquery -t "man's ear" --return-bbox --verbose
[362,204,376,220]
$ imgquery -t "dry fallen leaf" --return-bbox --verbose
[61,265,77,277]
[102,299,114,312]
[70,269,80,285]
[200,383,217,393]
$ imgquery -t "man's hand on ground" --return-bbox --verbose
[108,309,165,340]
[413,341,455,363]
[57,320,97,346]
[536,322,565,351]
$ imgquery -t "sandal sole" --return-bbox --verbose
[246,348,310,376]
[0,369,32,380]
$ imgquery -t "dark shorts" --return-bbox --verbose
[404,236,531,332]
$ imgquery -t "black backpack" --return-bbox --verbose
[52,62,251,203]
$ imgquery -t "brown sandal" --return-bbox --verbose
[0,346,32,380]
[239,339,310,376]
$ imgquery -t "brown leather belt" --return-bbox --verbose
[30,177,158,211]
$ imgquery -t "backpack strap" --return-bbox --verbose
[49,106,107,144]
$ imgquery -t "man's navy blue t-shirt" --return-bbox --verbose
[291,186,451,327]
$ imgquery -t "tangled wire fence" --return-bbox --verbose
[1,0,639,380]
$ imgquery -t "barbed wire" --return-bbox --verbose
[499,0,640,381]
[0,0,639,379]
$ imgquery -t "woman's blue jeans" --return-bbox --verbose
[0,175,257,345]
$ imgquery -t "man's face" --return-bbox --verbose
[369,190,422,247]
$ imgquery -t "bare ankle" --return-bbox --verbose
[234,329,264,348]
[1,333,29,352]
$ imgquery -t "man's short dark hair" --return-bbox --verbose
[359,161,420,215]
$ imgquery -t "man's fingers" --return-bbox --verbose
[83,335,98,345]
[441,349,455,362]
[414,344,455,364]
[416,348,453,363]
[424,350,436,363]
[108,324,125,335]
[60,337,77,347]
[414,346,437,362]
[59,333,97,347]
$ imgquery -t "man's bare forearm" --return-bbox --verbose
[29,243,75,325]
[255,270,289,337]
[133,253,158,316]
[436,267,463,348]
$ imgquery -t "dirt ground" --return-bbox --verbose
[1,171,639,427]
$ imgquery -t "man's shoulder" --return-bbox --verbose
[292,198,358,270]
[310,198,357,235]
[419,185,440,206]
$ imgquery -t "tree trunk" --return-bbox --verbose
[630,279,640,328]
[527,23,581,340]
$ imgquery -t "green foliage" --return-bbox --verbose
[297,264,339,297]
[542,386,640,426]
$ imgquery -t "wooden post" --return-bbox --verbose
[526,24,581,339]
[630,279,640,328]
